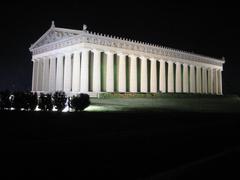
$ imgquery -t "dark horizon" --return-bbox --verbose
[0,1,239,94]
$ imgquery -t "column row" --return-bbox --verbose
[32,49,223,95]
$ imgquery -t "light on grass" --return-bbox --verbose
[62,106,69,112]
[84,105,107,112]
[35,106,41,111]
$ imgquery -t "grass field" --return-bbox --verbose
[1,95,240,179]
[88,95,240,113]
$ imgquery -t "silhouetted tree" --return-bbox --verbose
[28,92,38,111]
[12,91,25,111]
[53,91,67,112]
[0,90,11,110]
[69,93,90,111]
[38,93,53,111]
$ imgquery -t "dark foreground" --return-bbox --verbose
[1,111,240,179]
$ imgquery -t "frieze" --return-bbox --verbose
[31,30,224,66]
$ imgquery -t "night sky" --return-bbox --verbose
[0,1,239,94]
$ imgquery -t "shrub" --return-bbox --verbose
[27,92,38,111]
[53,91,67,112]
[69,93,90,111]
[38,93,53,111]
[12,91,25,111]
[0,90,11,110]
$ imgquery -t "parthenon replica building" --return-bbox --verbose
[30,22,225,96]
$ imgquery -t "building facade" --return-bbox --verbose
[30,22,225,96]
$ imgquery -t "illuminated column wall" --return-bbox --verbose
[31,49,223,96]
[56,54,64,91]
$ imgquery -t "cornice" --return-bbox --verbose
[30,29,225,66]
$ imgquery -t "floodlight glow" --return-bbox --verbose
[84,105,111,112]
[62,106,69,112]
[35,106,41,111]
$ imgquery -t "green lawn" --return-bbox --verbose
[87,95,240,113]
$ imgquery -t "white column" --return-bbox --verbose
[63,52,72,92]
[167,61,174,93]
[140,56,148,92]
[42,57,49,92]
[35,60,40,91]
[204,67,208,94]
[190,65,195,93]
[150,58,157,93]
[49,56,56,92]
[129,55,137,92]
[72,51,81,92]
[218,70,223,95]
[159,60,166,93]
[35,59,39,91]
[202,67,206,94]
[92,49,101,92]
[183,64,189,93]
[31,60,36,91]
[80,49,89,92]
[118,53,126,92]
[106,51,114,92]
[175,62,182,93]
[214,69,219,94]
[41,58,46,91]
[208,68,213,94]
[56,54,64,91]
[196,66,201,93]
[37,60,42,91]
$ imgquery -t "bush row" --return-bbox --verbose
[0,90,90,112]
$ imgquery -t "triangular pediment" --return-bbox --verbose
[30,27,81,50]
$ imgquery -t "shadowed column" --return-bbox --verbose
[214,69,219,94]
[218,69,223,95]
